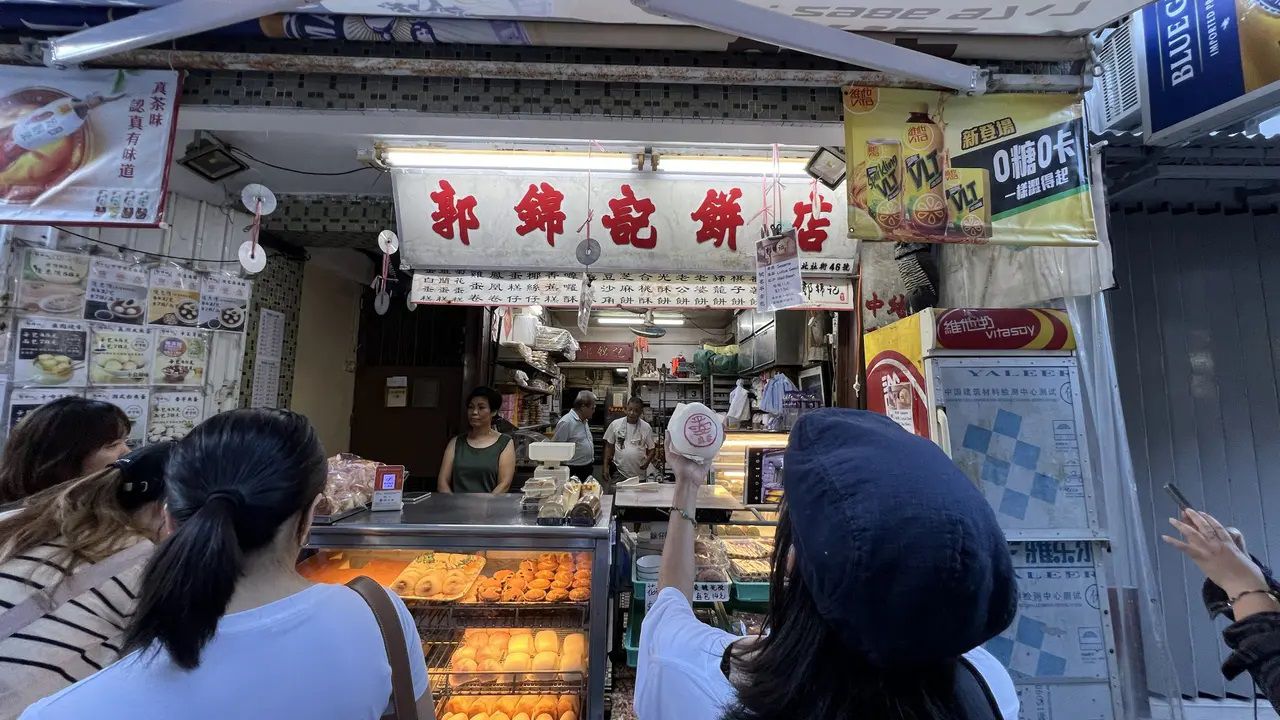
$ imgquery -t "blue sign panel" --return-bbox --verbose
[1143,0,1246,133]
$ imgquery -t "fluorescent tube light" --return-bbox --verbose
[658,155,809,176]
[381,148,634,171]
[597,315,685,326]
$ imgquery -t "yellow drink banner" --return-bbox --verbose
[843,86,1097,248]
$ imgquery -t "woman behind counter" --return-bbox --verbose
[437,386,516,494]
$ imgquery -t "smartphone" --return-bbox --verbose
[1164,483,1195,512]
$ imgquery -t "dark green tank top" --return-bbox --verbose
[450,433,513,493]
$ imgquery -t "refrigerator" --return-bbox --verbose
[865,307,1120,720]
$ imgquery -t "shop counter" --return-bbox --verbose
[303,493,613,720]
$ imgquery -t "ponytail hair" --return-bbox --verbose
[123,409,326,670]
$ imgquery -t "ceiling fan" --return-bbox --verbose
[629,309,667,338]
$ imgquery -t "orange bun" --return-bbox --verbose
[479,586,502,602]
[493,569,514,582]
[568,587,590,602]
[501,588,523,602]
[534,570,555,580]
[523,588,546,602]
[545,589,569,602]
[529,579,551,590]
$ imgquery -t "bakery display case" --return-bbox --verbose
[303,493,613,720]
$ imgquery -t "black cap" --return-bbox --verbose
[784,409,1016,669]
[114,442,174,510]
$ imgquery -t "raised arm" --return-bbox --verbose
[658,434,702,602]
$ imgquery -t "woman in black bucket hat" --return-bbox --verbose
[636,409,1020,720]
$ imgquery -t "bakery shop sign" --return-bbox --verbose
[0,65,181,226]
[394,169,856,275]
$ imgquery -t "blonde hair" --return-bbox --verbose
[0,467,152,571]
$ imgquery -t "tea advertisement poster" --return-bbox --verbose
[147,265,200,326]
[843,87,1096,247]
[0,66,180,226]
[16,247,88,315]
[84,256,147,324]
[87,387,149,449]
[89,323,152,385]
[8,387,79,430]
[197,274,251,332]
[15,316,87,387]
[150,327,208,387]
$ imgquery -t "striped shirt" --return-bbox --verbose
[0,540,150,720]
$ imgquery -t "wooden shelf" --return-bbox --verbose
[496,357,559,382]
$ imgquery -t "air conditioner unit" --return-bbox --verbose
[1087,19,1142,132]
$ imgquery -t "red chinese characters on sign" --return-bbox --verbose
[887,293,908,319]
[601,184,657,250]
[514,182,566,247]
[793,191,833,252]
[864,291,885,317]
[429,180,479,245]
[683,411,719,448]
[690,188,744,251]
[576,341,635,363]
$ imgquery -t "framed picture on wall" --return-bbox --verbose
[637,357,657,378]
[799,365,826,407]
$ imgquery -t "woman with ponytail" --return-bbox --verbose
[21,409,431,720]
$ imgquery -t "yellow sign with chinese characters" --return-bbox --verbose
[844,86,1097,247]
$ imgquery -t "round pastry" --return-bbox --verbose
[556,696,578,716]
[572,568,591,579]
[545,588,569,603]
[550,579,570,590]
[558,653,584,675]
[556,563,573,574]
[479,586,502,602]
[496,697,519,715]
[508,634,533,655]
[553,571,573,584]
[570,578,590,590]
[534,570,555,580]
[492,569,514,583]
[522,588,547,602]
[535,715,553,720]
[478,657,503,678]
[451,657,478,685]
[501,587,523,602]
[561,633,585,659]
[520,560,536,573]
[470,697,495,714]
[476,645,503,663]
[491,713,511,720]
[529,579,551,590]
[471,713,490,720]
[515,696,536,716]
[414,569,446,597]
[513,714,531,720]
[443,571,470,596]
[446,698,470,714]
[534,630,559,655]
[534,696,558,716]
[467,631,490,648]
[506,576,528,591]
[487,630,511,647]
[452,647,478,666]
[560,712,577,720]
[568,587,590,602]
[537,553,556,564]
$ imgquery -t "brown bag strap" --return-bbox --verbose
[347,576,420,720]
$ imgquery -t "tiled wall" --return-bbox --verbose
[238,252,305,409]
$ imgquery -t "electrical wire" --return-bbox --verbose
[227,145,381,178]
[50,226,302,265]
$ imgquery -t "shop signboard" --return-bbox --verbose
[394,170,853,274]
[933,308,1076,351]
[576,341,634,364]
[410,270,855,311]
[843,86,1095,247]
[863,311,932,439]
[1138,0,1280,145]
[0,66,180,226]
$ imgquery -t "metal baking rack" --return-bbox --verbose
[412,603,589,631]
[421,626,590,697]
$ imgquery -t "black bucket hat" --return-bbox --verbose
[113,442,174,510]
[783,409,1017,669]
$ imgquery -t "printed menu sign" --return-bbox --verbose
[84,256,147,324]
[198,275,251,332]
[148,390,203,443]
[16,248,88,316]
[146,266,200,326]
[150,327,208,387]
[87,387,149,449]
[755,228,804,312]
[15,317,87,386]
[8,387,79,430]
[89,323,151,385]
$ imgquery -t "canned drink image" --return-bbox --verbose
[944,167,991,242]
[902,103,947,238]
[865,139,904,235]
[1238,0,1280,92]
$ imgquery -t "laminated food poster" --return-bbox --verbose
[84,256,147,324]
[15,247,88,316]
[8,387,79,430]
[146,265,200,326]
[15,316,87,386]
[843,86,1096,247]
[87,387,148,449]
[197,274,251,332]
[150,327,208,387]
[147,390,202,443]
[88,323,151,385]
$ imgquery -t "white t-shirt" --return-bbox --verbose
[604,418,655,479]
[636,587,1019,720]
[20,584,428,720]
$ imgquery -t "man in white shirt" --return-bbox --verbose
[602,396,656,486]
[552,390,597,480]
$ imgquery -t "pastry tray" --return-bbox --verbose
[420,626,589,697]
[390,553,487,602]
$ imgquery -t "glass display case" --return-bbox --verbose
[303,493,613,720]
